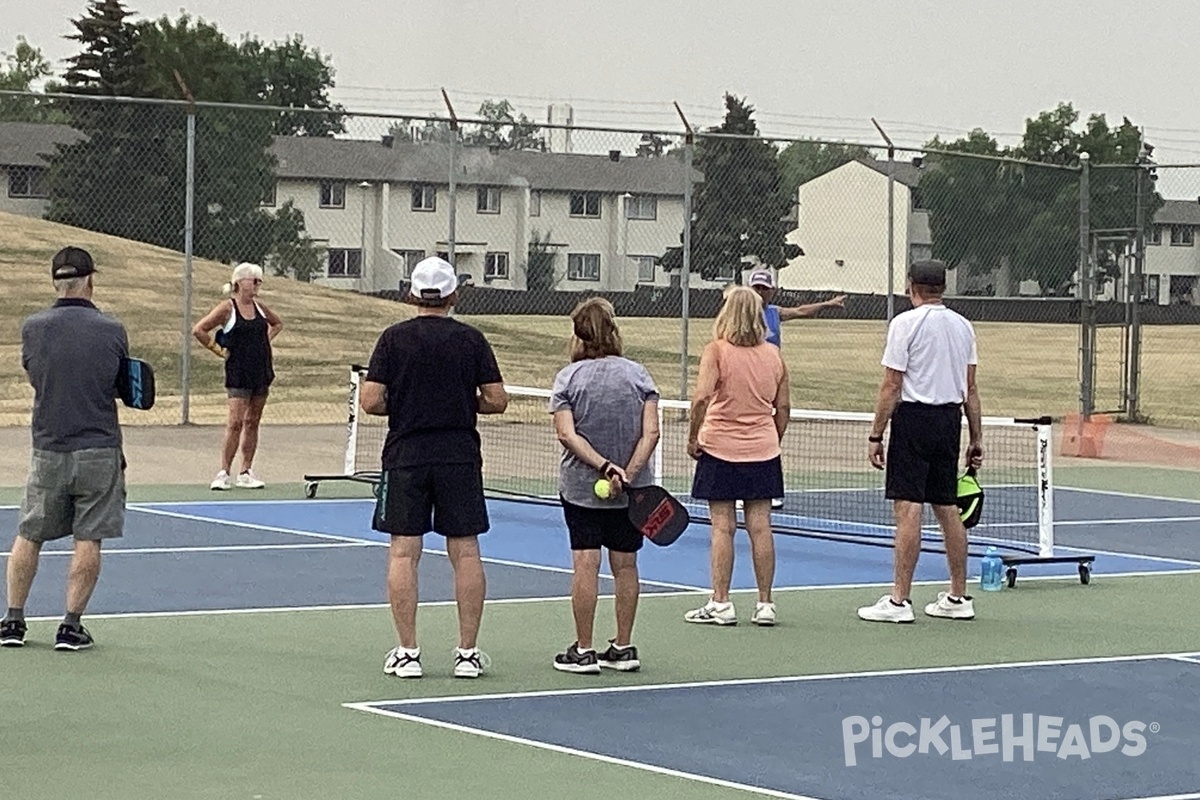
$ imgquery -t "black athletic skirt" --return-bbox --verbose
[691,452,784,502]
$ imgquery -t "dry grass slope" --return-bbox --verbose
[2,211,1197,433]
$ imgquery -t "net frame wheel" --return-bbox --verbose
[1079,564,1091,585]
[1005,567,1018,589]
[305,481,319,499]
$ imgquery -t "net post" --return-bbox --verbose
[652,401,664,486]
[1036,418,1054,557]
[345,366,362,477]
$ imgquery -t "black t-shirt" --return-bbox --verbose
[366,315,503,469]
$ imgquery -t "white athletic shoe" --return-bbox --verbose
[384,646,422,678]
[770,497,785,510]
[924,592,976,620]
[236,470,266,489]
[210,470,231,491]
[751,601,777,626]
[857,595,915,624]
[453,647,490,678]
[684,599,737,626]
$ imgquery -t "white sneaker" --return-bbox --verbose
[770,497,785,510]
[384,646,422,678]
[236,470,265,489]
[924,592,976,620]
[857,595,915,623]
[453,647,490,678]
[210,470,231,491]
[684,599,737,626]
[752,601,777,626]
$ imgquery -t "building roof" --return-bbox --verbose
[0,122,85,167]
[1154,198,1200,226]
[268,136,703,194]
[856,157,923,187]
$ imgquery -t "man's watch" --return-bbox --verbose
[868,435,884,443]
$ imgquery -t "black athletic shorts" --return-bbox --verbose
[372,462,489,537]
[560,498,643,553]
[885,402,962,506]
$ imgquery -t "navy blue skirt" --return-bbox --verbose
[691,452,784,502]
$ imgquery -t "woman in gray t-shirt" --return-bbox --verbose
[548,298,660,675]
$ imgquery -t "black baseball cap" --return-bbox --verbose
[51,247,96,280]
[909,259,946,288]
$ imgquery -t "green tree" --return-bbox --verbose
[522,230,559,291]
[662,94,798,282]
[921,103,1161,295]
[46,1,331,270]
[238,34,345,136]
[0,36,68,121]
[464,99,544,151]
[777,139,874,202]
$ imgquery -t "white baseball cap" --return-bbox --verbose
[748,269,774,288]
[410,256,457,301]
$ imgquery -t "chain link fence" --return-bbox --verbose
[0,90,1197,440]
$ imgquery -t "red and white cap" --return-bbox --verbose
[748,269,775,288]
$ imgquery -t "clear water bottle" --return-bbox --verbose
[980,547,1004,592]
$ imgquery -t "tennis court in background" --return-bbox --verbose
[3,482,1199,800]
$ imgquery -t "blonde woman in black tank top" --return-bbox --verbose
[192,263,284,490]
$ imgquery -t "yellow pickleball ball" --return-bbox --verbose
[594,478,612,499]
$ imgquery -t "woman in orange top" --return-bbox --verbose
[684,286,790,627]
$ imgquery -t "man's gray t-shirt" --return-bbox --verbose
[22,298,129,452]
[549,356,659,509]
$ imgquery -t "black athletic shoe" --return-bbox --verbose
[553,643,601,674]
[597,641,641,672]
[0,619,27,648]
[54,624,94,651]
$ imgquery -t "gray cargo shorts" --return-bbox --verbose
[18,447,126,543]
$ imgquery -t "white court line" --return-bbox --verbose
[131,505,707,593]
[1,541,377,557]
[342,703,825,800]
[349,650,1200,708]
[1050,544,1200,567]
[977,515,1200,528]
[1056,486,1200,506]
[1165,654,1200,666]
[24,589,707,623]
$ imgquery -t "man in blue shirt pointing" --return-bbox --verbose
[747,269,845,509]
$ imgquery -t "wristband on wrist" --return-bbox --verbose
[868,435,883,443]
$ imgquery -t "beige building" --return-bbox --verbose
[0,122,83,217]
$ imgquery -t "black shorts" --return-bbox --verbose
[372,462,489,537]
[885,402,962,506]
[561,498,643,553]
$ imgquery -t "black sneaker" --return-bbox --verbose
[553,643,601,674]
[0,619,27,648]
[598,640,641,672]
[54,624,94,651]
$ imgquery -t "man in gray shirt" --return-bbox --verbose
[1,247,129,651]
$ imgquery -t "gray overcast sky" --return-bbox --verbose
[7,0,1200,167]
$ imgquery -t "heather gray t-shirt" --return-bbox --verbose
[549,356,659,509]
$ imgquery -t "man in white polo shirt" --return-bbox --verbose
[858,260,983,624]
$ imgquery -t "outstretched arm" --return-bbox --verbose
[778,295,846,321]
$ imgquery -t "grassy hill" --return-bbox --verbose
[2,211,1198,433]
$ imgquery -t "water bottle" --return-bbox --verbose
[980,547,1004,592]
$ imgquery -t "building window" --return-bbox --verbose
[910,189,926,211]
[319,180,345,209]
[529,190,541,217]
[393,249,425,277]
[567,253,600,281]
[1148,225,1162,246]
[1169,225,1194,246]
[484,252,509,280]
[630,255,655,283]
[327,248,362,277]
[477,187,501,214]
[412,184,436,212]
[7,166,49,198]
[625,195,657,220]
[569,191,601,218]
[1170,275,1197,305]
[260,182,277,207]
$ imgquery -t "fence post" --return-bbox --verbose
[1078,153,1094,418]
[886,147,896,322]
[680,136,694,403]
[180,105,196,425]
[1128,159,1146,421]
[442,89,459,265]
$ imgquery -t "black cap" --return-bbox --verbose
[51,247,96,280]
[909,259,946,288]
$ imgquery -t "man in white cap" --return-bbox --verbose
[360,257,508,679]
[747,268,845,508]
